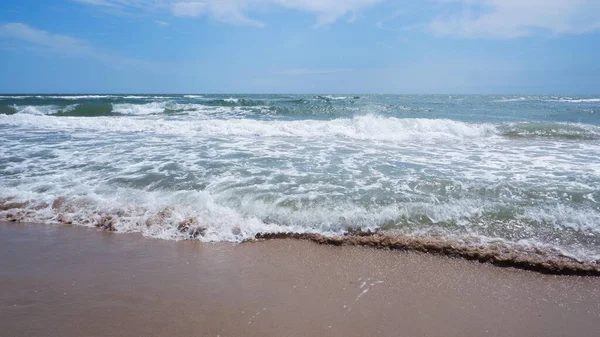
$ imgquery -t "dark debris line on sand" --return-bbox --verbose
[253,232,600,276]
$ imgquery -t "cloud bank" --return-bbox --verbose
[73,0,600,38]
[0,22,146,66]
[428,0,600,38]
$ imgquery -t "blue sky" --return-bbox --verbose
[1,0,599,94]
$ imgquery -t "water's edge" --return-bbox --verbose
[4,217,598,276]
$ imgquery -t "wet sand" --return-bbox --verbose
[1,222,600,337]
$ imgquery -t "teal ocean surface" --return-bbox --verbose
[1,94,599,267]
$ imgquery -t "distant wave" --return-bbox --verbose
[314,95,360,101]
[500,122,600,140]
[494,97,529,102]
[547,98,600,103]
[3,107,599,141]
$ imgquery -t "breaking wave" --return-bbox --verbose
[11,104,79,115]
[2,113,599,142]
[0,114,497,141]
[1,195,598,275]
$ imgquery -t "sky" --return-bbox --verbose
[0,0,599,94]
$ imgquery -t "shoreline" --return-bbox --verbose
[2,221,600,337]
[3,198,599,275]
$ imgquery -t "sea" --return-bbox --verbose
[1,94,599,268]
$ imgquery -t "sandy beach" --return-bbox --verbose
[1,222,599,337]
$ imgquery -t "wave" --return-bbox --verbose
[548,98,600,103]
[202,98,266,107]
[494,97,529,102]
[0,95,30,100]
[112,102,168,115]
[3,112,599,142]
[499,122,600,140]
[111,102,258,116]
[121,95,171,99]
[0,95,173,101]
[314,95,360,101]
[1,102,266,117]
[110,99,267,113]
[11,104,78,115]
[0,114,497,141]
[1,195,598,275]
[3,95,116,100]
[0,105,17,114]
[43,95,116,100]
[5,104,117,117]
[56,104,115,117]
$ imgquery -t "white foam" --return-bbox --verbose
[0,114,498,141]
[122,96,148,99]
[548,98,600,103]
[109,102,264,117]
[318,95,348,100]
[495,97,528,102]
[122,96,171,99]
[12,104,78,115]
[43,95,116,100]
[2,186,599,263]
[0,188,318,242]
[184,95,204,99]
[0,96,29,100]
[112,102,168,115]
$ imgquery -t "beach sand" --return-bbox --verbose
[1,222,599,337]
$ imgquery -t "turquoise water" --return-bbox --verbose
[1,94,599,262]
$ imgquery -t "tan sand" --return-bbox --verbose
[1,222,599,337]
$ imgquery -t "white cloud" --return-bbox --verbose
[73,0,382,27]
[0,23,93,54]
[72,0,600,37]
[0,22,146,66]
[271,0,382,26]
[171,1,265,27]
[171,2,207,17]
[428,0,600,38]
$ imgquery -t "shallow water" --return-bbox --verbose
[1,94,599,263]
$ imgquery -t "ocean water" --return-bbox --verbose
[1,94,599,265]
